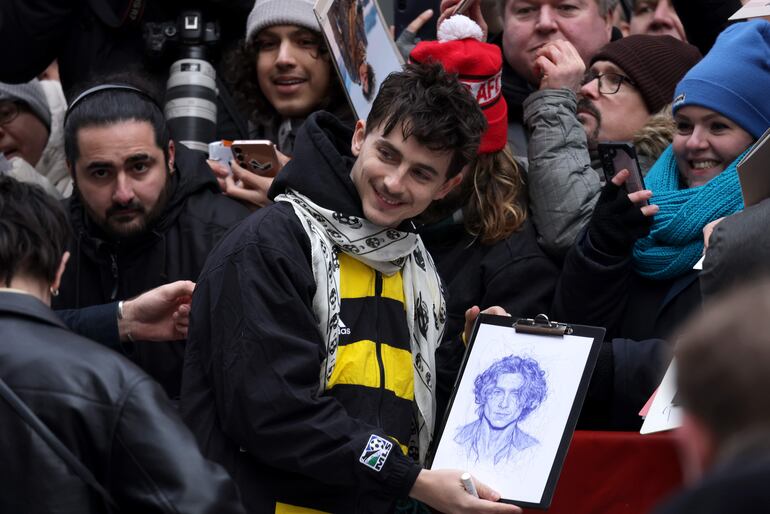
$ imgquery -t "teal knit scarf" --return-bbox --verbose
[633,145,747,280]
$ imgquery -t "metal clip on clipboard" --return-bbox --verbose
[514,314,573,336]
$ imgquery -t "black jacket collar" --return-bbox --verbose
[0,291,67,330]
[269,111,362,216]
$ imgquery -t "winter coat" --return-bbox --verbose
[52,144,249,399]
[180,112,427,514]
[0,291,245,514]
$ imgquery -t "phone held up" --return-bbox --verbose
[598,142,648,206]
[232,140,283,175]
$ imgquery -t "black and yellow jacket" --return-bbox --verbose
[181,112,426,514]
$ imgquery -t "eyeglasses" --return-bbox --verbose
[581,71,637,95]
[0,101,21,125]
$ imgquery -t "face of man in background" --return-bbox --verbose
[72,120,173,239]
[0,100,49,166]
[255,25,332,118]
[577,60,650,148]
[501,0,613,85]
[629,0,686,41]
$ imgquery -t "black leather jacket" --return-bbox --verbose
[0,291,245,514]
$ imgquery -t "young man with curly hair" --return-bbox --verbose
[182,63,521,514]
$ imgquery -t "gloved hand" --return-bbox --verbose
[588,179,653,256]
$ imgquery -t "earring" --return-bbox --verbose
[50,287,59,297]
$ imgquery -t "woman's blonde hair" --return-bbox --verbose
[463,145,527,245]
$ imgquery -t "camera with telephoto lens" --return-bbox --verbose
[143,10,219,153]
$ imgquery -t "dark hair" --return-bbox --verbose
[0,177,72,287]
[365,62,487,179]
[474,355,547,423]
[224,29,348,124]
[63,74,170,165]
[676,278,770,447]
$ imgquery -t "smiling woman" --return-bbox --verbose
[632,19,770,280]
[551,20,770,429]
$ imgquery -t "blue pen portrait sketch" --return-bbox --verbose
[454,355,547,465]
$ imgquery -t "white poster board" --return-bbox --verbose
[314,0,404,120]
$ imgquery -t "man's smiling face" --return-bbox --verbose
[348,119,463,228]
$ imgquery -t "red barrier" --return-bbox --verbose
[522,431,684,514]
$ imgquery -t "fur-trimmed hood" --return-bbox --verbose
[634,103,675,174]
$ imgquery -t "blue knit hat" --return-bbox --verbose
[673,19,770,139]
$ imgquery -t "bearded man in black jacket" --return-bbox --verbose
[52,78,249,400]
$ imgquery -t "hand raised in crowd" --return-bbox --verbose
[393,8,435,58]
[438,0,488,41]
[118,280,195,342]
[463,305,510,344]
[534,39,585,92]
[588,169,659,257]
[207,150,290,211]
[410,469,522,514]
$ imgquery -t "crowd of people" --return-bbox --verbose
[1,0,769,512]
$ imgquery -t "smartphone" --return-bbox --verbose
[598,142,648,205]
[231,140,282,175]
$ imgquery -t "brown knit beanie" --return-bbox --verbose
[591,35,702,114]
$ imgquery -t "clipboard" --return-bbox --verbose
[428,314,604,509]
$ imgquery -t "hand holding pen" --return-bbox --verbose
[409,468,522,513]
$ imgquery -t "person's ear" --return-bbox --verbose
[433,169,466,200]
[51,251,70,295]
[351,120,366,157]
[167,140,176,173]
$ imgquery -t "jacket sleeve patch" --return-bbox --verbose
[359,434,393,472]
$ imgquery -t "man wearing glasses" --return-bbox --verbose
[0,80,63,199]
[523,35,701,257]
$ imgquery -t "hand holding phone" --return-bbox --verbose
[232,140,283,176]
[598,142,648,206]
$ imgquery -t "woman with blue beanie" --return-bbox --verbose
[550,19,770,428]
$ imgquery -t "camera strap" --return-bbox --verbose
[0,376,119,512]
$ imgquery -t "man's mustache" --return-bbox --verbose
[577,98,601,124]
[106,201,145,218]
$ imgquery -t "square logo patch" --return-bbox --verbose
[359,434,393,472]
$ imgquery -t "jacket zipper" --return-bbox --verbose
[374,271,385,427]
[109,253,119,300]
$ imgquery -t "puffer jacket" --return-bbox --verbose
[0,291,245,514]
[52,143,249,399]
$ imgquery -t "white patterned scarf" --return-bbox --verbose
[275,189,446,463]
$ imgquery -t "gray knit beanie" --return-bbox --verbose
[246,0,320,42]
[0,79,51,130]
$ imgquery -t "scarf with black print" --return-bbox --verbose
[275,189,446,463]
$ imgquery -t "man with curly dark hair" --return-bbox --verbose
[225,0,354,156]
[182,63,522,514]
